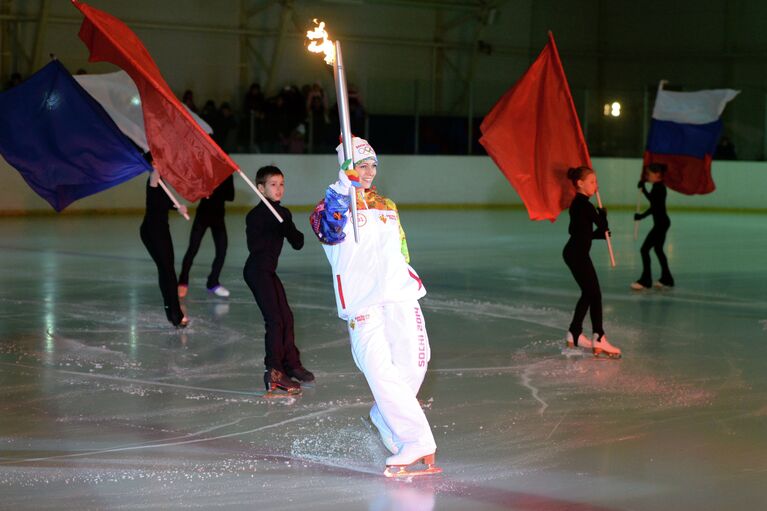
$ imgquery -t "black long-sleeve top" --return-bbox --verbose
[197,175,235,217]
[566,193,609,252]
[143,178,174,225]
[636,183,669,225]
[245,200,304,272]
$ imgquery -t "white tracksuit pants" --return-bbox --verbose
[347,300,436,454]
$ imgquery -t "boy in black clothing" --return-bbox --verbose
[178,174,235,298]
[244,165,313,394]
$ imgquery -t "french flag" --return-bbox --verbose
[643,85,738,195]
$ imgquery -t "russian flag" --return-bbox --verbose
[643,85,738,195]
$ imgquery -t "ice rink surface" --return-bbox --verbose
[1,209,765,510]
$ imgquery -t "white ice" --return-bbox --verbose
[0,209,765,510]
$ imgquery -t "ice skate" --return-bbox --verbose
[208,285,230,298]
[287,366,315,384]
[177,284,188,298]
[592,334,622,359]
[654,280,674,289]
[263,368,301,398]
[384,447,442,478]
[565,331,592,349]
[630,281,650,291]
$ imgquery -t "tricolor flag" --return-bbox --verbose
[72,0,235,202]
[74,70,213,152]
[0,60,149,211]
[643,85,738,195]
[480,32,591,222]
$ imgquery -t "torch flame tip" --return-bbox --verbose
[306,18,335,65]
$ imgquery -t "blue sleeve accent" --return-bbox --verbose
[310,186,351,245]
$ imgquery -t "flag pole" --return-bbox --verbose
[595,191,616,267]
[634,188,642,240]
[236,169,284,223]
[333,40,360,243]
[157,178,190,220]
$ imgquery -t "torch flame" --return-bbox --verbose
[306,19,335,65]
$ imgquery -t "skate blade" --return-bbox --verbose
[592,349,622,360]
[263,389,302,399]
[383,465,442,478]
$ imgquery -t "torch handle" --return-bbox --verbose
[333,41,359,243]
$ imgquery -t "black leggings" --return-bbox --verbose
[140,222,184,326]
[563,244,603,338]
[638,221,673,287]
[243,266,302,372]
[178,215,228,289]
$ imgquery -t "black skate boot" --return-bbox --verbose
[264,368,301,395]
[287,366,315,383]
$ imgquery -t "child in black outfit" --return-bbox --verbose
[177,175,235,298]
[632,163,674,290]
[244,165,313,394]
[140,169,189,328]
[563,166,621,358]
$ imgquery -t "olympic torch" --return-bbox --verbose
[307,20,359,242]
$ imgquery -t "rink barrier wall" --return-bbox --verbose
[1,155,766,215]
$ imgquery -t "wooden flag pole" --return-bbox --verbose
[595,191,616,267]
[157,178,189,220]
[634,188,642,240]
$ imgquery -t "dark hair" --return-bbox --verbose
[256,165,283,186]
[566,166,594,186]
[644,163,667,174]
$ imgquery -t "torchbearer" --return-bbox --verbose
[307,21,441,479]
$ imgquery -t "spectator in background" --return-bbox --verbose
[4,72,22,91]
[200,100,217,126]
[348,84,366,138]
[212,102,237,153]
[182,89,198,114]
[306,82,330,152]
[714,135,736,160]
[242,82,266,152]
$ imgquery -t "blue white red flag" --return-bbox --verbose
[644,85,738,195]
[0,60,149,211]
[74,70,212,152]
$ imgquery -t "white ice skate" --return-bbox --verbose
[384,446,442,478]
[565,331,592,349]
[208,285,230,298]
[630,281,649,291]
[592,334,622,359]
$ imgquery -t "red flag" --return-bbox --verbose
[72,0,235,202]
[480,32,590,222]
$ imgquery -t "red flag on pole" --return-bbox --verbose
[480,32,591,222]
[72,0,236,202]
